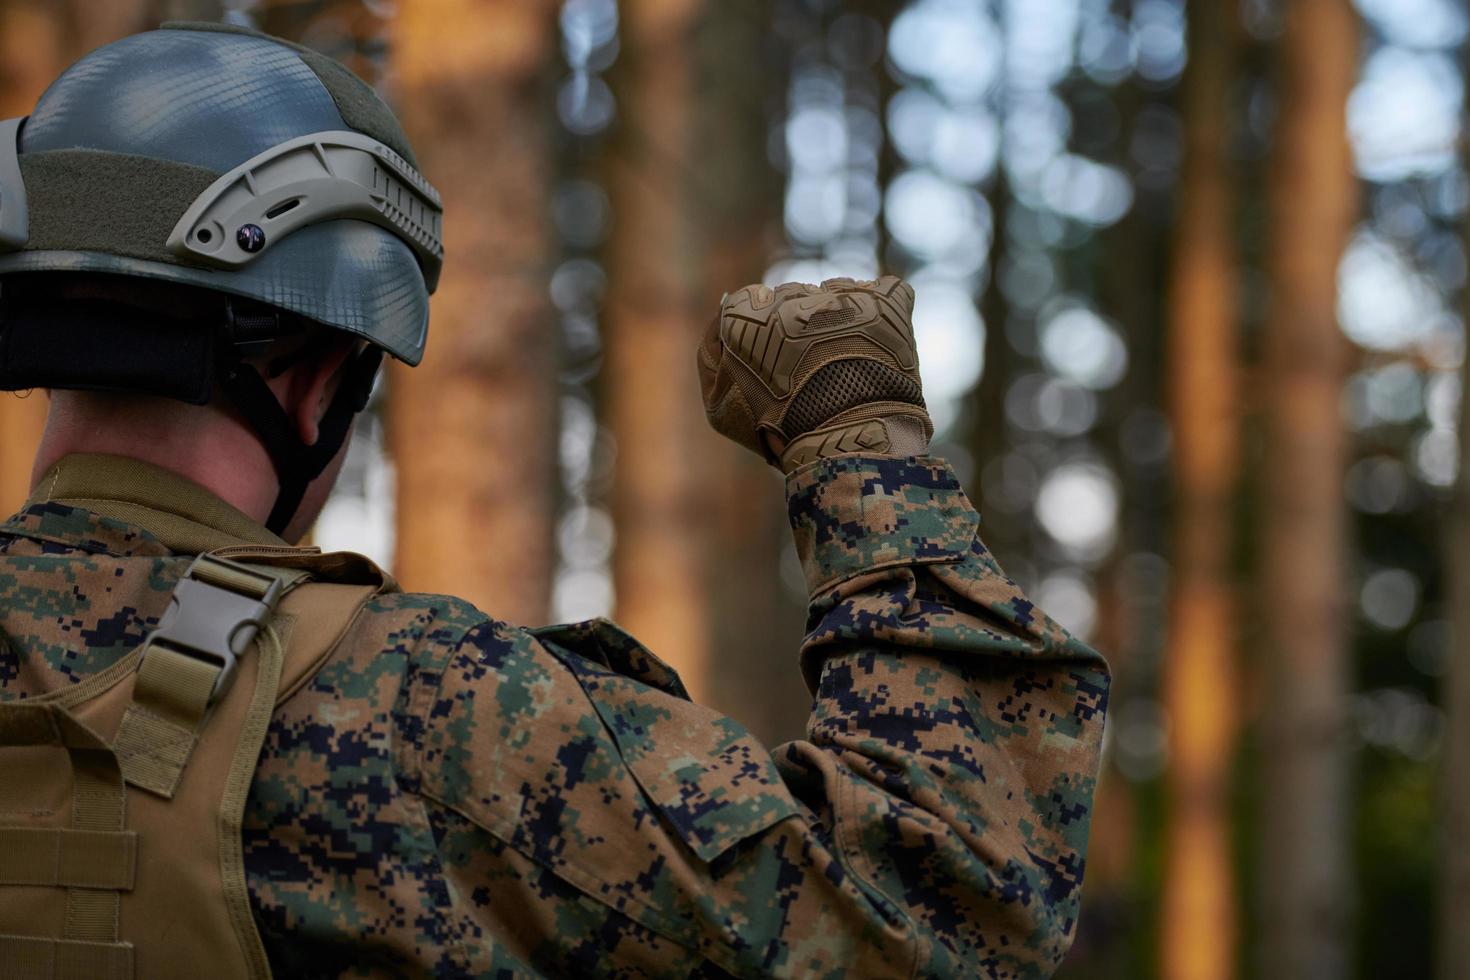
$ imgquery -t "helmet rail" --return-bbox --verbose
[165,130,444,292]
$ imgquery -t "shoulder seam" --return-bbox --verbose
[393,607,492,787]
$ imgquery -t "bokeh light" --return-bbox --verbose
[1361,567,1421,630]
[1035,460,1120,560]
[1349,47,1463,181]
[889,0,1003,101]
[1039,302,1129,389]
[1337,229,1445,350]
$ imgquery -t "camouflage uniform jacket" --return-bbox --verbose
[0,452,1109,979]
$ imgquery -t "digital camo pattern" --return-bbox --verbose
[0,455,1109,978]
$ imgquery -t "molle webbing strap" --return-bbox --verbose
[0,704,134,980]
[112,556,303,798]
[215,621,286,980]
[111,650,217,798]
[0,829,136,890]
[0,935,133,980]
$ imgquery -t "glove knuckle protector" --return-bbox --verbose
[700,275,933,471]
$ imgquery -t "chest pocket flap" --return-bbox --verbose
[532,620,800,863]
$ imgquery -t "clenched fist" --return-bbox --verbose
[697,276,932,472]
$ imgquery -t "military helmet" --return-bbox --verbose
[0,21,441,364]
[0,23,444,533]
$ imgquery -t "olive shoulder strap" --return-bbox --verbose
[0,549,394,980]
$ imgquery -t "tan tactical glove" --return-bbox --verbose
[698,276,932,472]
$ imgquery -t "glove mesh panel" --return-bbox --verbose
[783,358,925,436]
[805,306,857,331]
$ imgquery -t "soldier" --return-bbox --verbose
[0,23,1109,980]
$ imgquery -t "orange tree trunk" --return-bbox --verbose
[389,0,560,623]
[257,0,383,82]
[602,0,712,697]
[1159,2,1241,977]
[1257,1,1359,976]
[0,1,154,512]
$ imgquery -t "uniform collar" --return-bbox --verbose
[23,453,286,555]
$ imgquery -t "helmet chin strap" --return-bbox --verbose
[218,299,382,536]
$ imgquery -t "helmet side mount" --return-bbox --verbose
[166,130,444,292]
[0,118,29,252]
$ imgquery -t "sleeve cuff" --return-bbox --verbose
[785,455,979,596]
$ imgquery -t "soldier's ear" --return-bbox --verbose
[286,339,358,447]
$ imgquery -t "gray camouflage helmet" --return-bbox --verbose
[0,22,442,365]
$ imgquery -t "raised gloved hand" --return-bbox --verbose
[698,276,932,472]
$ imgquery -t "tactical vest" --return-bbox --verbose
[0,546,396,980]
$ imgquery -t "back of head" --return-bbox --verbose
[1,22,437,360]
[0,23,445,533]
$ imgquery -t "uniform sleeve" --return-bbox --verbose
[777,455,1110,977]
[415,455,1109,980]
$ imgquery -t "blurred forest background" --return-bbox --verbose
[0,0,1466,977]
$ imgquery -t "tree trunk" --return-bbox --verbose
[691,0,806,741]
[1440,133,1470,980]
[0,1,155,513]
[257,0,386,83]
[388,1,560,624]
[603,0,712,697]
[974,0,1015,570]
[1257,2,1359,977]
[1443,314,1470,977]
[1160,2,1241,978]
[0,4,76,512]
[152,0,222,20]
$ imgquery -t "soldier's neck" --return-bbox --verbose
[31,391,278,528]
